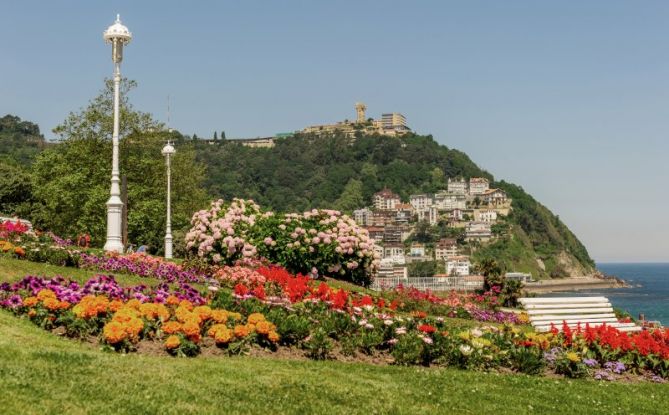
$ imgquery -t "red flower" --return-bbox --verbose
[253,285,266,300]
[234,283,249,297]
[418,324,437,334]
[331,289,349,310]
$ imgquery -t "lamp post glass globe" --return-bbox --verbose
[103,14,131,253]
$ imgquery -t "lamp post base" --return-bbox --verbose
[104,196,124,253]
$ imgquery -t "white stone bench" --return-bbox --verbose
[519,296,642,333]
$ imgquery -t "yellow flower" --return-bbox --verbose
[458,331,471,341]
[211,309,229,323]
[566,352,581,363]
[212,326,233,344]
[255,320,276,335]
[247,313,266,325]
[36,289,57,301]
[165,335,181,350]
[193,306,212,321]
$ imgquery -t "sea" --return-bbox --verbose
[544,263,669,326]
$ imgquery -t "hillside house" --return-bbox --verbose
[374,188,401,210]
[435,238,459,261]
[469,177,490,195]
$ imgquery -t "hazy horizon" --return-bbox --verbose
[2,1,668,262]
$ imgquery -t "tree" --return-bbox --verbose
[30,80,209,251]
[334,179,364,213]
[408,261,437,278]
[220,131,226,139]
[213,131,218,141]
[0,161,33,217]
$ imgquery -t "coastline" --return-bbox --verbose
[523,275,627,294]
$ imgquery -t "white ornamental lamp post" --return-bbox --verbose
[103,15,132,253]
[161,141,175,259]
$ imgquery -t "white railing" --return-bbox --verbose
[370,276,483,292]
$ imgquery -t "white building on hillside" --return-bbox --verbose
[447,178,467,194]
[446,256,471,276]
[383,243,404,258]
[474,209,498,223]
[480,188,508,206]
[409,194,433,210]
[435,192,467,210]
[353,208,373,226]
[465,221,492,241]
[469,178,490,195]
[435,238,458,261]
[374,188,401,210]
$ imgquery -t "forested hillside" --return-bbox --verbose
[194,133,595,277]
[0,109,595,277]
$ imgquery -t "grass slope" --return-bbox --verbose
[1,311,668,415]
[0,256,150,286]
[1,258,668,414]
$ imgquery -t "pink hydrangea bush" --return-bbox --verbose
[185,199,379,286]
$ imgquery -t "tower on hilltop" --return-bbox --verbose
[355,102,367,123]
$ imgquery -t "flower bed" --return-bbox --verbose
[185,199,379,286]
[1,270,667,382]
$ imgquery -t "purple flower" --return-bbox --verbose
[604,361,626,374]
[583,358,598,368]
[594,370,614,381]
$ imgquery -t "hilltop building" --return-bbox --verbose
[301,103,411,137]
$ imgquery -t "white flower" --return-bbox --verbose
[459,345,473,356]
[471,328,483,338]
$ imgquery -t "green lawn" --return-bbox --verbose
[1,310,668,415]
[1,257,669,414]
[0,256,156,286]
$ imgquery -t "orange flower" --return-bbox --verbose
[214,327,233,344]
[37,289,57,301]
[179,300,194,311]
[175,306,199,323]
[193,305,212,321]
[124,317,144,339]
[268,331,280,343]
[247,313,266,325]
[255,320,276,335]
[103,321,127,344]
[207,324,226,337]
[109,300,124,312]
[162,321,182,334]
[233,324,251,338]
[27,309,37,318]
[182,320,201,338]
[13,246,25,257]
[23,297,38,307]
[211,309,229,323]
[166,295,180,306]
[165,335,181,350]
[125,299,141,310]
[43,297,61,311]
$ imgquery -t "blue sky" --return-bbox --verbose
[2,1,668,262]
